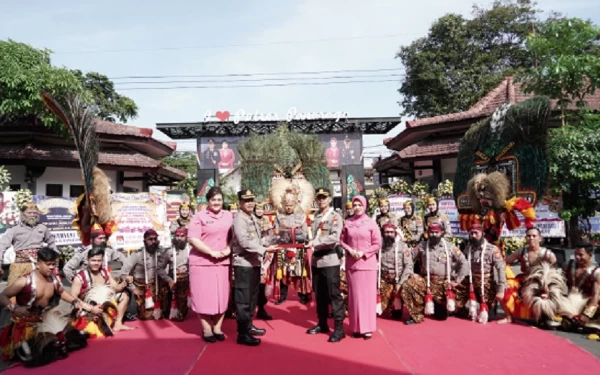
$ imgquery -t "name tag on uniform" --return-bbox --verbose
[205,220,215,225]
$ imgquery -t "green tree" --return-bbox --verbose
[548,113,600,245]
[0,39,85,134]
[520,17,600,245]
[72,70,138,123]
[397,0,540,118]
[520,18,600,125]
[161,151,198,198]
[0,40,138,135]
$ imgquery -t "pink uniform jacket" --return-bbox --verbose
[341,214,382,271]
[187,209,233,266]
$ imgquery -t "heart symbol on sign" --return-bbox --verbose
[215,111,230,121]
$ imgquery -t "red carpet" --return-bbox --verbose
[5,317,205,375]
[5,297,600,375]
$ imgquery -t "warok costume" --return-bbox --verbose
[272,187,312,303]
[378,223,413,320]
[0,272,87,366]
[120,230,169,320]
[0,202,58,286]
[559,257,600,332]
[63,227,126,281]
[454,224,506,324]
[158,228,191,322]
[402,223,469,324]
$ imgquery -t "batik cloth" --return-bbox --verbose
[401,275,447,323]
[133,280,169,320]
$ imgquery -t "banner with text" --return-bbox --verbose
[33,196,80,252]
[436,196,565,238]
[110,193,170,252]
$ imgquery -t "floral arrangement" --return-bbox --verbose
[15,189,33,210]
[434,180,454,198]
[59,245,76,264]
[503,236,527,255]
[0,166,10,191]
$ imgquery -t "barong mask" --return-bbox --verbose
[24,308,88,368]
[521,262,568,323]
[467,172,509,213]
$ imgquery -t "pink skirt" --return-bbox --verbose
[189,264,230,315]
[346,269,377,334]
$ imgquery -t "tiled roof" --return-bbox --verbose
[95,120,177,151]
[384,76,600,147]
[0,144,186,180]
[398,137,461,160]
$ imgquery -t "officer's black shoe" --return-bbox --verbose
[274,296,287,305]
[249,326,266,336]
[298,294,308,305]
[306,325,330,335]
[257,308,273,320]
[237,334,261,346]
[328,321,345,343]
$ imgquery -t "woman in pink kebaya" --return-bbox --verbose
[340,195,382,339]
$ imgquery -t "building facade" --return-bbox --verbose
[0,119,186,197]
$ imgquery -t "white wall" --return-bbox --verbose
[35,167,117,198]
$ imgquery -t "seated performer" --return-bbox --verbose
[0,202,58,284]
[402,222,469,325]
[158,227,191,322]
[379,223,413,320]
[455,223,506,323]
[274,193,311,305]
[499,227,556,324]
[63,226,126,281]
[561,242,600,331]
[70,246,133,336]
[0,248,91,363]
[120,229,168,320]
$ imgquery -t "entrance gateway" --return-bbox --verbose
[156,112,400,208]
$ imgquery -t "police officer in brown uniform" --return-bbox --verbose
[231,189,278,346]
[306,188,345,342]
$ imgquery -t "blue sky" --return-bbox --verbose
[1,0,599,163]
